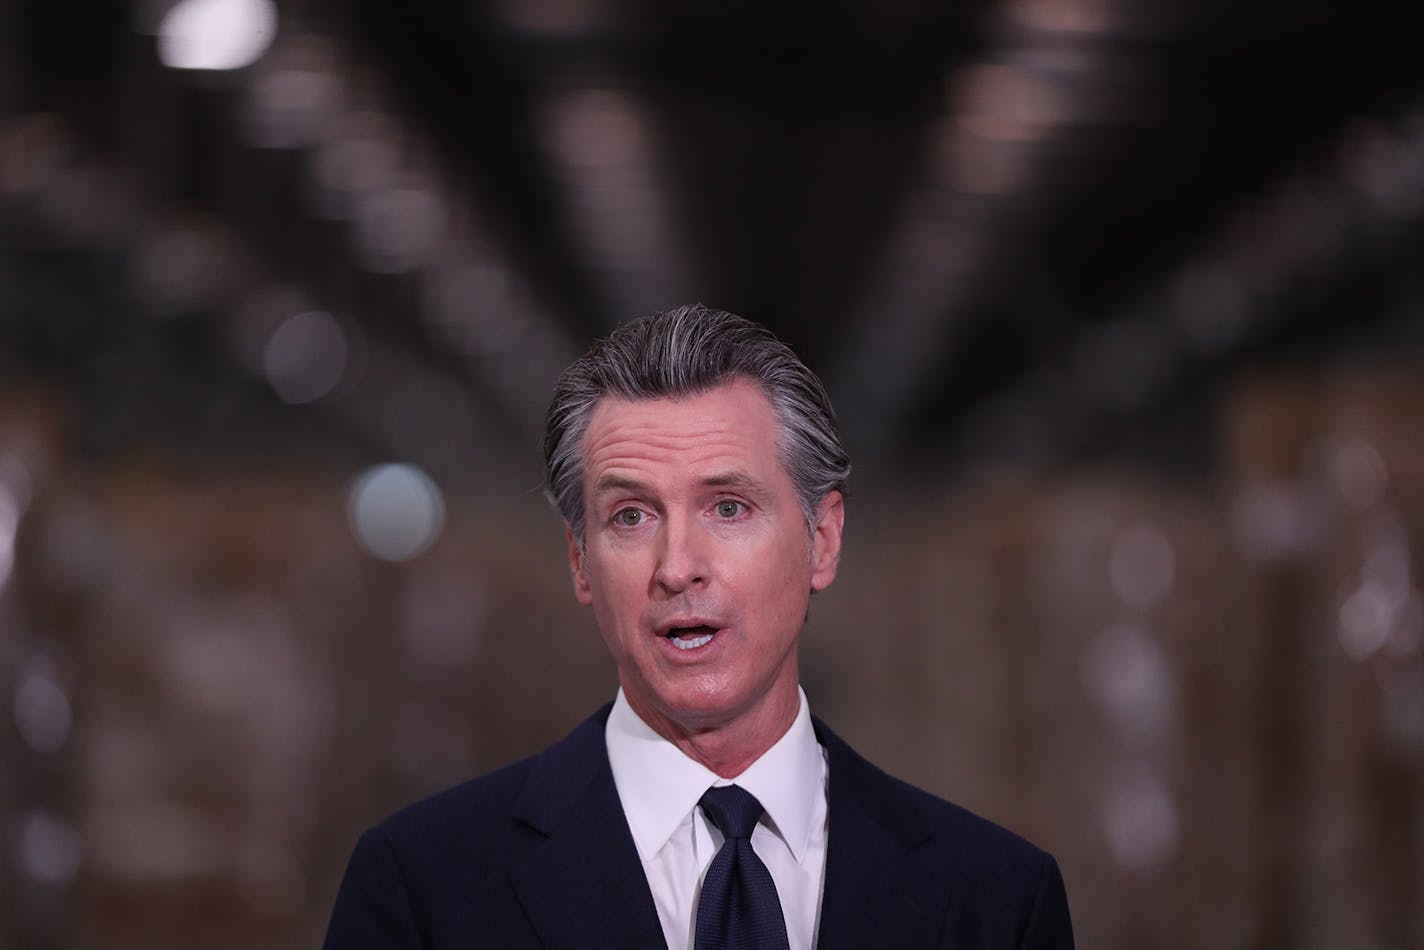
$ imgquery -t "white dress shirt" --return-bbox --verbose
[605,688,829,950]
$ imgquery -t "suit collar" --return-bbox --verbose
[812,717,948,950]
[607,686,826,865]
[510,705,668,950]
[506,707,948,950]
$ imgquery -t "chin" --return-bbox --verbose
[641,682,740,729]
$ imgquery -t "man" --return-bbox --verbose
[324,305,1074,949]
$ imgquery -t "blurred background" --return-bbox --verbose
[2,0,1424,947]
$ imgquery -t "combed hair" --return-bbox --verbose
[544,304,851,543]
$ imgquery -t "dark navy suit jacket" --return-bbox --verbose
[323,705,1074,949]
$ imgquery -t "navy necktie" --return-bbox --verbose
[694,785,791,950]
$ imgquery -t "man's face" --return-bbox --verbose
[566,379,843,744]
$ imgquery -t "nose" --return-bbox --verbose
[653,513,708,595]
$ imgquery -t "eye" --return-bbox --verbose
[614,507,645,527]
[714,500,744,519]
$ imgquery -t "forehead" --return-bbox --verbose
[580,380,785,476]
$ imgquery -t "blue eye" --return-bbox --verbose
[715,500,743,518]
[614,508,644,527]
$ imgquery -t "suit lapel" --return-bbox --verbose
[813,720,947,950]
[510,707,667,950]
[507,710,948,949]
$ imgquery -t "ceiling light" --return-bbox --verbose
[158,0,277,72]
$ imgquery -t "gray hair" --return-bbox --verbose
[544,304,851,543]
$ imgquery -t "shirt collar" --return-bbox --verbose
[605,688,825,864]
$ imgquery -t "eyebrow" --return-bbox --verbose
[591,474,649,497]
[589,471,769,497]
[698,471,767,495]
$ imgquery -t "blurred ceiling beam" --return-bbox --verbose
[4,0,1424,477]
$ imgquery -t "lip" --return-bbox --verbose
[657,619,727,657]
[658,617,724,637]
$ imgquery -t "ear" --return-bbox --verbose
[808,491,845,592]
[565,522,593,605]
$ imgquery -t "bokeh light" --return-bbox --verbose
[13,658,73,756]
[1082,621,1173,743]
[6,3,1424,947]
[158,0,278,72]
[1102,764,1178,871]
[16,810,82,886]
[347,464,447,562]
[262,310,350,404]
[1338,522,1416,661]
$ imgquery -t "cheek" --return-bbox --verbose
[586,561,645,629]
[748,544,814,618]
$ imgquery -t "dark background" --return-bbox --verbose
[2,1,1423,947]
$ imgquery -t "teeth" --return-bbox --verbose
[671,632,715,650]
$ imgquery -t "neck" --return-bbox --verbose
[625,682,801,778]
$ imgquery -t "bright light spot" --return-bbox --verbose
[1102,765,1178,870]
[348,464,446,562]
[13,662,72,755]
[1109,522,1176,609]
[17,811,82,886]
[263,310,349,404]
[159,0,278,71]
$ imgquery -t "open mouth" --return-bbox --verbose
[666,624,718,651]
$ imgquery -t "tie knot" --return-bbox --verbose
[699,784,765,840]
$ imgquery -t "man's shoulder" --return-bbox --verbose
[365,705,613,856]
[374,753,534,839]
[815,716,1053,870]
[323,708,624,946]
[813,717,1075,948]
